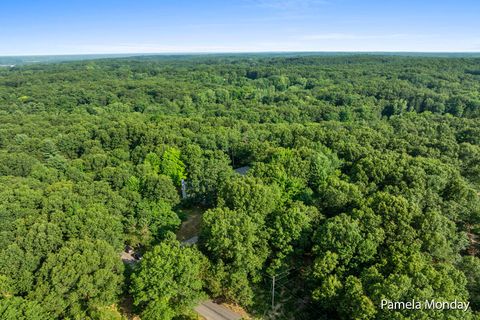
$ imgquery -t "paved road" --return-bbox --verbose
[194,300,242,320]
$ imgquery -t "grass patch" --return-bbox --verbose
[176,206,206,241]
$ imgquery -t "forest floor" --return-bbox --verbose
[177,206,205,242]
[118,295,140,320]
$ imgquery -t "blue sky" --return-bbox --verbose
[1,0,479,55]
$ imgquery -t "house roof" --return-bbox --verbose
[234,166,250,176]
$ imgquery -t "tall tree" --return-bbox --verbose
[131,234,206,320]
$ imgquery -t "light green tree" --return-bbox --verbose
[161,147,186,186]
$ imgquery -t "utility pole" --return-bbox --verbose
[271,274,276,310]
[268,268,291,311]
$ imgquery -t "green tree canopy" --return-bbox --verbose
[130,234,206,320]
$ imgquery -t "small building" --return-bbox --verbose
[234,166,250,176]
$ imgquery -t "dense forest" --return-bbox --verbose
[1,55,480,320]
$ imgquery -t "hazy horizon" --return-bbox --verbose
[1,51,480,59]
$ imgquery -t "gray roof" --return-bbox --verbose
[234,166,250,176]
[181,236,199,246]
